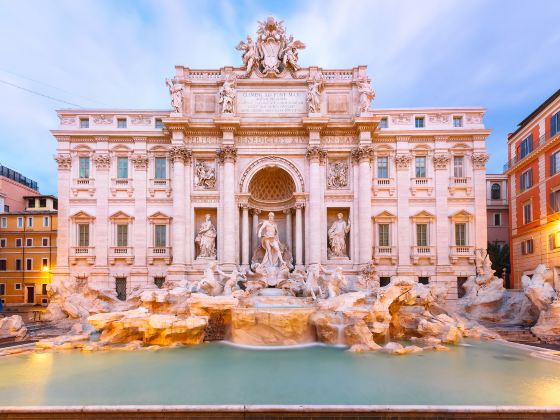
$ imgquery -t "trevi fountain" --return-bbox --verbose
[0,17,559,417]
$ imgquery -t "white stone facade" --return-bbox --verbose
[52,20,490,302]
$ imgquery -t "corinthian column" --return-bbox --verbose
[240,203,250,266]
[306,146,326,265]
[353,146,373,265]
[295,203,304,267]
[169,145,190,279]
[53,153,72,275]
[284,209,293,254]
[218,145,237,268]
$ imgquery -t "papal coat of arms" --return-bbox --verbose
[236,17,305,77]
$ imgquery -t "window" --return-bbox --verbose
[377,156,388,179]
[78,224,90,247]
[42,284,48,295]
[379,117,388,128]
[418,276,430,285]
[25,259,32,271]
[42,237,49,247]
[28,198,35,208]
[15,238,22,247]
[551,110,560,138]
[0,284,4,295]
[453,116,463,127]
[519,134,533,159]
[15,283,21,290]
[79,157,90,179]
[551,190,560,213]
[494,213,501,226]
[551,151,560,175]
[550,232,560,250]
[521,239,534,255]
[0,217,6,228]
[453,156,464,177]
[27,217,33,228]
[42,258,48,270]
[117,157,128,179]
[154,225,167,247]
[416,223,428,246]
[117,118,127,128]
[491,183,501,200]
[455,223,467,246]
[155,157,167,179]
[39,198,46,208]
[0,239,5,248]
[3,205,7,212]
[520,169,533,191]
[154,277,165,289]
[79,118,89,129]
[15,259,21,271]
[457,277,468,298]
[0,260,6,271]
[116,225,128,247]
[26,238,33,247]
[43,216,49,227]
[155,118,164,129]
[415,116,425,128]
[378,224,390,247]
[415,156,426,178]
[17,217,23,228]
[380,277,391,287]
[523,202,532,224]
[116,277,127,301]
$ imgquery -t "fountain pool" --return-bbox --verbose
[1,341,559,406]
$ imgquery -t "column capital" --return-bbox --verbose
[471,152,489,170]
[394,153,413,170]
[305,146,327,163]
[54,153,72,170]
[351,146,373,163]
[432,153,450,170]
[295,202,305,210]
[169,146,192,164]
[92,153,111,170]
[251,208,261,215]
[217,145,237,163]
[130,153,149,170]
[283,208,292,215]
[238,203,249,210]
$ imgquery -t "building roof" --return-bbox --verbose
[23,195,58,200]
[0,210,57,216]
[509,89,560,138]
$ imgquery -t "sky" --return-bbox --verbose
[0,0,559,195]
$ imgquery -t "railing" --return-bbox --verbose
[74,178,95,186]
[150,178,170,188]
[375,246,394,254]
[150,246,169,255]
[503,133,552,171]
[374,178,393,186]
[110,246,132,255]
[450,245,474,255]
[412,177,430,186]
[148,247,171,264]
[450,177,470,185]
[112,178,132,187]
[411,246,434,255]
[71,246,94,255]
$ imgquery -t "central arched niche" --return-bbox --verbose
[248,166,295,208]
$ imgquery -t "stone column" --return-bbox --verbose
[306,146,326,265]
[472,152,489,249]
[130,147,149,286]
[241,203,250,266]
[218,146,237,268]
[295,204,304,267]
[353,146,373,266]
[169,145,190,279]
[284,209,293,253]
[184,154,193,266]
[252,209,261,254]
[91,142,110,289]
[433,151,451,267]
[394,149,413,270]
[53,152,72,276]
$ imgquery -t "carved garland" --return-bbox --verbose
[54,154,72,169]
[217,145,238,163]
[92,154,111,169]
[394,154,413,170]
[432,154,450,170]
[130,154,149,170]
[471,152,489,169]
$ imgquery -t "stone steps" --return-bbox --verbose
[493,326,541,344]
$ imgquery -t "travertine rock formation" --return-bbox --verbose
[0,315,27,340]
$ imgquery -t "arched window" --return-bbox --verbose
[491,183,501,200]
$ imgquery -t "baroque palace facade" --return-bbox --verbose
[52,18,489,301]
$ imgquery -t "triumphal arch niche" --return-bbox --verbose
[164,16,378,283]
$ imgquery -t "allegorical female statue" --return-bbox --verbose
[195,214,217,258]
[165,78,184,113]
[257,212,285,268]
[328,213,351,258]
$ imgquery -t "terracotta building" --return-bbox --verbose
[0,195,58,307]
[0,164,40,213]
[504,89,560,289]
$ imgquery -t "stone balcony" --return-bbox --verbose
[448,177,472,196]
[70,246,95,265]
[72,178,95,197]
[410,246,436,265]
[372,178,395,196]
[373,245,397,264]
[148,246,172,264]
[449,245,475,264]
[410,177,433,196]
[111,178,134,197]
[148,178,172,197]
[109,246,134,265]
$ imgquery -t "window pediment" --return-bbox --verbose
[109,211,134,222]
[70,210,95,221]
[148,211,172,222]
[449,210,473,221]
[374,210,396,222]
[410,210,435,221]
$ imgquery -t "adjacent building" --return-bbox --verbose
[0,196,58,306]
[486,174,509,247]
[51,18,490,302]
[0,164,40,213]
[504,89,560,289]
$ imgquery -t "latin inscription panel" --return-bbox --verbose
[237,91,307,114]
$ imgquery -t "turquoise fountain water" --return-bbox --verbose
[0,341,559,406]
